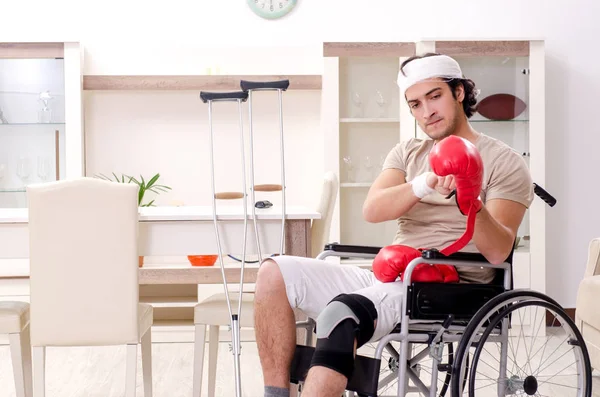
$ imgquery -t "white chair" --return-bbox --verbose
[576,237,600,371]
[26,177,153,397]
[309,172,339,258]
[192,172,339,397]
[0,301,32,397]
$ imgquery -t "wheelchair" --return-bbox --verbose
[289,189,592,396]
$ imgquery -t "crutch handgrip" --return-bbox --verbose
[200,91,249,103]
[240,79,290,92]
[254,184,283,192]
[215,192,245,200]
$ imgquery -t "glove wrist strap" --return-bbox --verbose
[440,202,478,256]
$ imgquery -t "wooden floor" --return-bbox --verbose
[0,331,598,396]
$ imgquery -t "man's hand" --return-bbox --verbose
[429,136,484,215]
[425,173,456,197]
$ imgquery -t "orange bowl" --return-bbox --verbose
[187,255,218,267]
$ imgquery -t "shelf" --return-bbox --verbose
[140,296,198,308]
[324,42,415,57]
[340,118,399,123]
[0,123,65,126]
[341,182,371,188]
[0,188,25,193]
[471,119,529,123]
[83,74,322,91]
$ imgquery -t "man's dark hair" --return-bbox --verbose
[400,53,479,118]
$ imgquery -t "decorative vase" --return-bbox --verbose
[139,256,144,268]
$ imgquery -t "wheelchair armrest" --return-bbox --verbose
[323,243,381,256]
[420,248,489,263]
[316,243,381,260]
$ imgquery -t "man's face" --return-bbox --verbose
[405,78,464,140]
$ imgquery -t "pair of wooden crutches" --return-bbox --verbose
[199,79,289,397]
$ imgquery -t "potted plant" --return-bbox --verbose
[96,172,172,266]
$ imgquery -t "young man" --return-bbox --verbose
[254,53,533,397]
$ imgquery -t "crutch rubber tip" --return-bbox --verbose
[215,192,245,200]
[254,184,283,192]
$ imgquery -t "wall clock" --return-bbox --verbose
[247,0,298,20]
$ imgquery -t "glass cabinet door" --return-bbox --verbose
[0,49,66,208]
[451,52,531,250]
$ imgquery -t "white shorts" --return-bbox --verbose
[269,255,404,343]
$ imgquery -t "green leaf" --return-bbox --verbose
[146,173,160,189]
[95,172,170,205]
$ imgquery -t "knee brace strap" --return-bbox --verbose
[310,294,378,380]
[330,293,378,347]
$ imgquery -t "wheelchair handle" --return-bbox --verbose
[534,183,556,207]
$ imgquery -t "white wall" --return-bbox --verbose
[1,0,598,307]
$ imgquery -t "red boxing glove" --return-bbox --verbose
[411,263,444,283]
[372,245,460,283]
[372,245,421,283]
[436,264,460,283]
[429,135,484,215]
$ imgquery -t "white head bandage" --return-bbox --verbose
[397,55,463,96]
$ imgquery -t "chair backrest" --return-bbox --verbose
[27,177,140,347]
[310,172,339,258]
[584,237,600,278]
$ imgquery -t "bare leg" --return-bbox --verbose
[301,339,358,397]
[254,259,297,389]
[302,367,349,397]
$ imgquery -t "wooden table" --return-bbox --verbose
[0,205,321,343]
[0,205,319,262]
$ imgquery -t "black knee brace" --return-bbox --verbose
[309,293,378,380]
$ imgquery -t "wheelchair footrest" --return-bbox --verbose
[290,345,381,396]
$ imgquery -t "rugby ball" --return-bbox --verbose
[476,93,527,120]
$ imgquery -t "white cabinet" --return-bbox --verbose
[322,40,546,294]
[0,42,84,209]
[0,43,84,327]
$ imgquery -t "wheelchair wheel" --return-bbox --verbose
[451,290,592,397]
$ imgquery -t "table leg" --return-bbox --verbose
[284,219,314,397]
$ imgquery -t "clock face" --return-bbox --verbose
[247,0,298,19]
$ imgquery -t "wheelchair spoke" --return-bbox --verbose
[473,378,507,391]
[527,333,568,373]
[536,347,576,378]
[462,299,590,397]
[508,327,525,377]
[534,340,572,376]
[518,307,536,376]
[521,305,548,376]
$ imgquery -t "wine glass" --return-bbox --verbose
[379,154,386,170]
[38,91,54,123]
[37,156,50,181]
[16,157,30,186]
[342,156,354,183]
[375,90,387,118]
[363,156,373,182]
[351,92,363,118]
